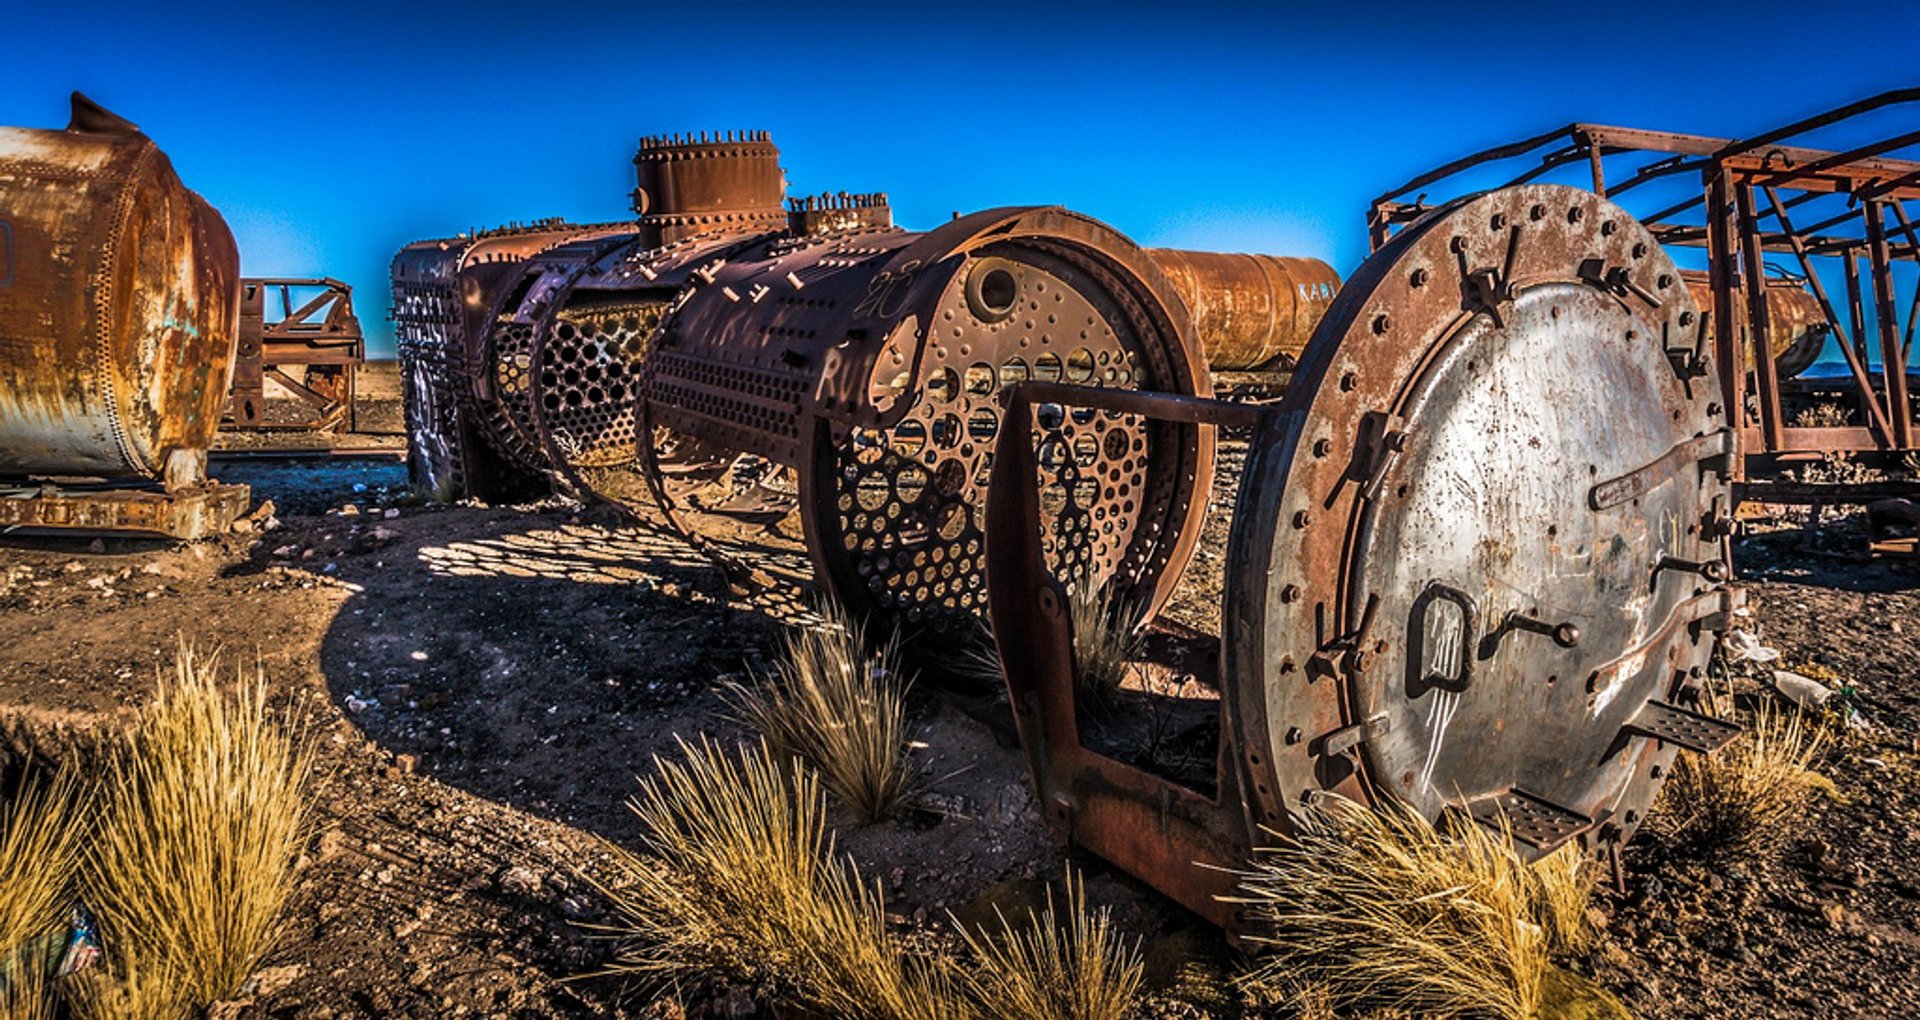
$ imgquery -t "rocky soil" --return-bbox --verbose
[0,438,1914,1018]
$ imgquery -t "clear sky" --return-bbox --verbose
[2,0,1913,356]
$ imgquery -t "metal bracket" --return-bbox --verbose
[1588,429,1733,510]
[1311,712,1391,759]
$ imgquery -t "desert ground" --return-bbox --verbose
[2,364,1915,1018]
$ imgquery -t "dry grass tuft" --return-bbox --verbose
[0,964,53,1020]
[61,957,192,1020]
[723,598,917,821]
[1068,578,1138,718]
[600,740,1148,1020]
[0,768,81,967]
[955,871,1142,1020]
[83,642,312,1007]
[1237,799,1557,1020]
[597,737,957,1020]
[1531,843,1597,957]
[1659,693,1832,860]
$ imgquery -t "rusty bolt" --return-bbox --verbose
[1281,584,1302,604]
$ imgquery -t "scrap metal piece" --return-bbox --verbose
[1679,269,1829,378]
[1240,185,1728,862]
[227,278,365,431]
[1622,699,1742,755]
[0,482,249,540]
[0,92,240,486]
[637,205,1216,634]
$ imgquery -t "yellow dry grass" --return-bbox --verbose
[597,736,957,1020]
[1068,578,1138,718]
[82,642,312,1008]
[1236,799,1566,1020]
[1660,693,1832,860]
[597,739,1145,1020]
[723,597,917,821]
[955,870,1142,1020]
[0,767,81,970]
[0,963,52,1020]
[61,957,192,1020]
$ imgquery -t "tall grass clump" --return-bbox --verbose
[1068,578,1139,718]
[1237,799,1562,1020]
[723,598,916,821]
[0,768,81,971]
[597,737,956,1020]
[956,871,1142,1020]
[83,643,312,1007]
[1660,693,1831,860]
[1530,843,1597,958]
[61,956,191,1020]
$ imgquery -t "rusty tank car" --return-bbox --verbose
[0,93,247,538]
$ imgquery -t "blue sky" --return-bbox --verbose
[2,1,1914,356]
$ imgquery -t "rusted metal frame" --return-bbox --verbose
[1369,124,1579,211]
[1885,202,1920,364]
[1864,201,1915,448]
[1739,426,1879,452]
[986,381,1255,929]
[1709,88,1920,165]
[1861,167,1920,202]
[1735,184,1786,451]
[1744,129,1920,191]
[1497,142,1591,190]
[1583,132,1608,196]
[1706,171,1749,477]
[1760,185,1897,444]
[1846,252,1873,371]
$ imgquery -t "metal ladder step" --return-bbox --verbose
[1470,788,1595,854]
[1623,699,1743,754]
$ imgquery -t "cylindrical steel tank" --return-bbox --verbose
[1145,249,1340,372]
[1681,269,1829,377]
[0,93,239,485]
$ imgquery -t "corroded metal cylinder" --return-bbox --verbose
[1681,269,1829,377]
[0,93,239,484]
[631,131,786,246]
[1145,249,1339,372]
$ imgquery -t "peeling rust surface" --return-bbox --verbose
[1146,248,1339,372]
[0,93,239,483]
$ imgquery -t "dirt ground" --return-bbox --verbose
[1,411,1916,1017]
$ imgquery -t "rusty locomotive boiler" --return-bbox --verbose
[396,131,1339,631]
[392,217,637,500]
[0,93,247,538]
